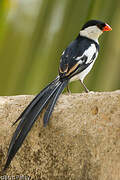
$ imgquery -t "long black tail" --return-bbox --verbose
[3,76,69,171]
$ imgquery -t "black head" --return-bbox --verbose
[81,20,106,31]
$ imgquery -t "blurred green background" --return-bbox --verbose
[0,0,120,96]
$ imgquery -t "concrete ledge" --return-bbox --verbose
[0,91,120,179]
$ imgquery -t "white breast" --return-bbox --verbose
[78,60,95,81]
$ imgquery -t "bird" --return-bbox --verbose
[3,19,112,170]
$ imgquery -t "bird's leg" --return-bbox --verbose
[66,85,71,94]
[79,80,89,93]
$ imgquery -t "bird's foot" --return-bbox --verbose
[66,85,71,94]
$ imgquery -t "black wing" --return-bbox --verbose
[59,36,99,80]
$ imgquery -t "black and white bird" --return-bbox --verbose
[4,20,112,170]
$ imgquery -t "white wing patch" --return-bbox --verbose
[78,60,83,64]
[75,43,97,64]
[75,56,83,64]
[85,44,97,63]
[75,56,81,60]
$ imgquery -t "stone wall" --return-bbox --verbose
[0,91,120,179]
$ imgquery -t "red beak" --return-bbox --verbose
[103,24,112,32]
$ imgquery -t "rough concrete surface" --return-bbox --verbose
[0,91,120,180]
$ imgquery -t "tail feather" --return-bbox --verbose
[9,77,60,154]
[4,78,61,170]
[12,77,59,126]
[8,80,61,156]
[43,80,68,126]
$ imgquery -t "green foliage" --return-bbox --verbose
[0,0,120,95]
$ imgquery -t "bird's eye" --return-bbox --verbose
[97,23,105,30]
